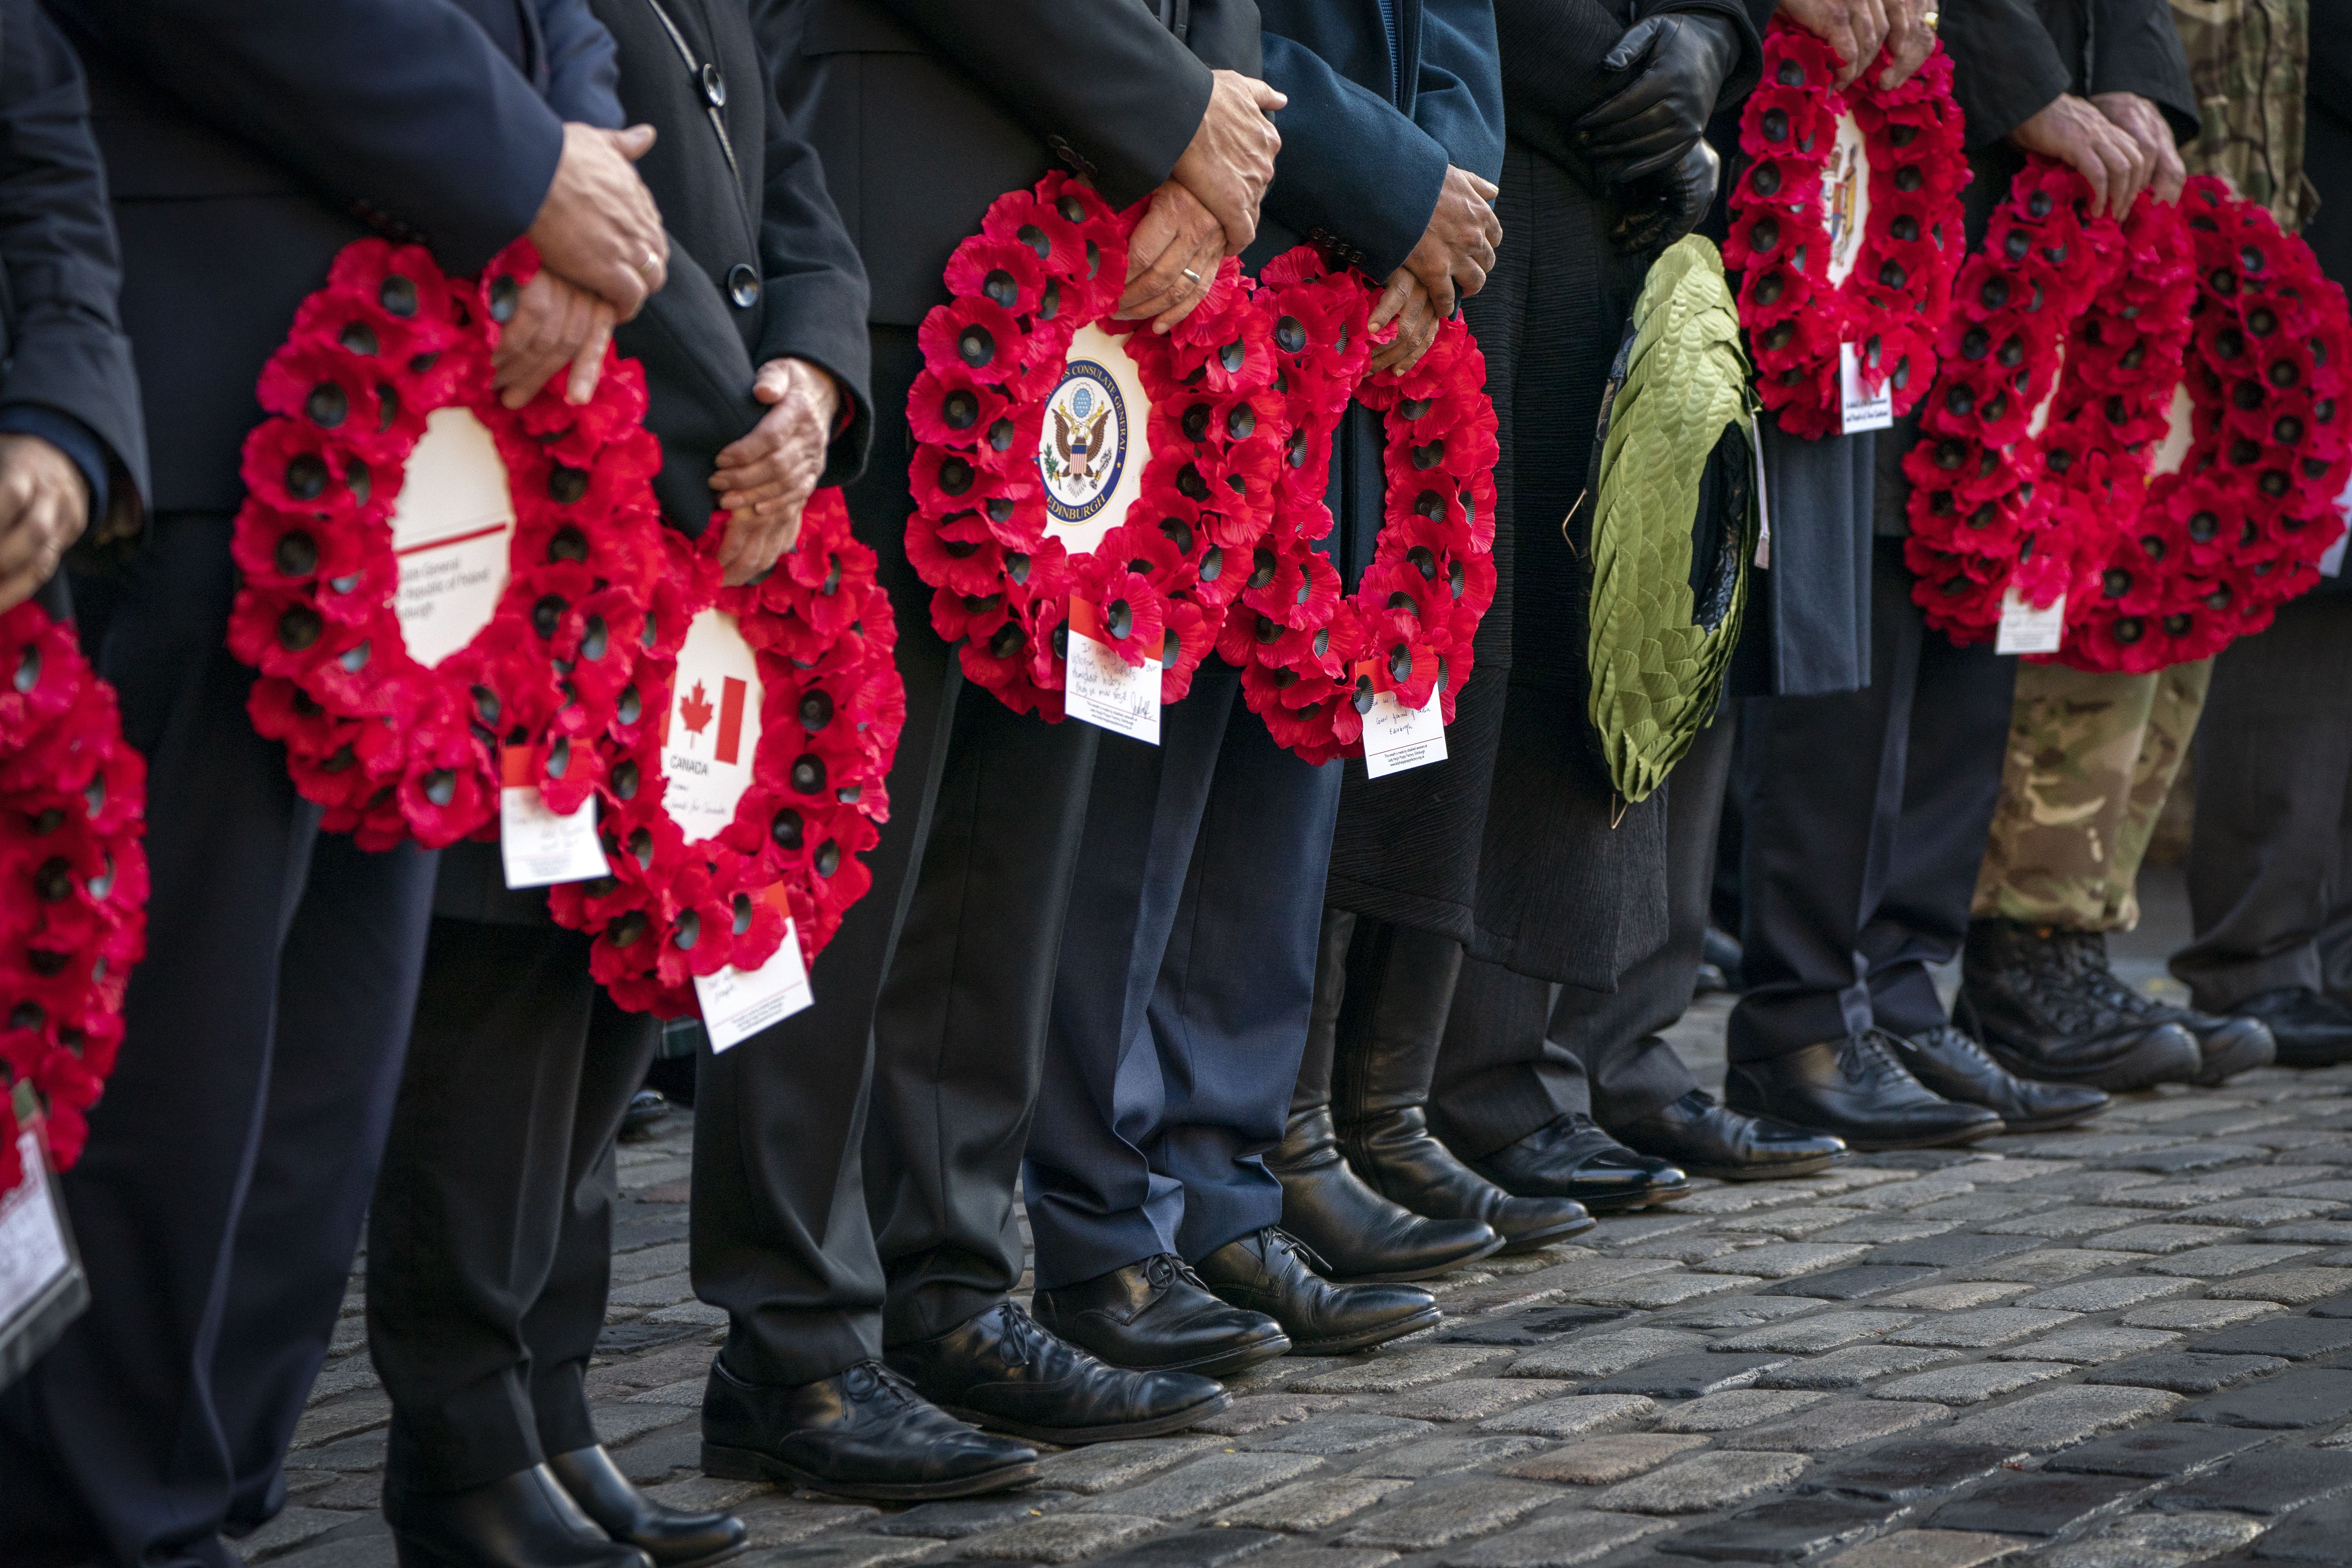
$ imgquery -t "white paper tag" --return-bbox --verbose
[0,1129,69,1334]
[1063,599,1161,744]
[1996,588,2067,655]
[1839,342,1895,434]
[499,748,610,889]
[1749,412,1772,571]
[696,906,814,1052]
[1355,659,1447,779]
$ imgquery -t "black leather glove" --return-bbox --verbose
[1574,13,1742,185]
[1609,139,1722,253]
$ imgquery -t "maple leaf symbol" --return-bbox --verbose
[679,681,714,739]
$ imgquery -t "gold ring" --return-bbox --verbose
[637,250,660,277]
[1922,8,1938,24]
[1182,267,1204,287]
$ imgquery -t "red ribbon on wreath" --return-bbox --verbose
[227,239,669,849]
[548,490,902,1018]
[906,173,1281,720]
[0,601,146,1192]
[1223,247,1497,765]
[1725,20,1967,439]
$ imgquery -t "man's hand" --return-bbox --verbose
[1368,267,1440,375]
[1774,0,1890,89]
[1116,181,1227,332]
[2011,93,2153,217]
[529,123,668,319]
[1169,69,1285,254]
[1575,13,1742,184]
[0,435,86,614]
[2092,90,2187,205]
[711,358,840,583]
[491,271,617,408]
[1399,165,1501,318]
[1874,0,1935,90]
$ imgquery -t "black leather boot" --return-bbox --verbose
[1269,911,1509,1278]
[1957,919,2203,1090]
[1615,1091,1847,1181]
[1195,1227,1440,1356]
[1882,1024,2109,1132]
[1467,1112,1691,1213]
[2230,988,2352,1067]
[700,1358,1038,1502]
[1031,1254,1290,1378]
[386,1465,653,1568]
[2041,929,2275,1083]
[1330,920,1592,1251]
[886,1301,1227,1444]
[546,1446,746,1568]
[1725,1033,2003,1151]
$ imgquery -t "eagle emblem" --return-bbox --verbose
[1052,402,1114,483]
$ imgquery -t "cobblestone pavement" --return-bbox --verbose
[249,875,2352,1568]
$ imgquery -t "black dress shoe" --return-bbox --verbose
[386,1465,653,1568]
[1194,1227,1439,1356]
[1701,928,1745,992]
[547,1446,745,1568]
[1031,1254,1290,1379]
[699,1358,1037,1502]
[1466,1112,1691,1213]
[1613,1090,1847,1181]
[619,1087,670,1141]
[1271,1103,1509,1278]
[887,1301,1227,1445]
[1725,1033,2003,1152]
[1884,1025,2108,1133]
[1958,919,2203,1091]
[2231,987,2352,1067]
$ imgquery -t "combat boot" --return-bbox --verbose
[1956,919,2200,1091]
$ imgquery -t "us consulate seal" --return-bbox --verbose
[1041,359,1128,523]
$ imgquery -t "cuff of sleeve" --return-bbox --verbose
[428,111,566,278]
[0,404,109,524]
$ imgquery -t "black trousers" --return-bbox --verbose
[367,918,659,1497]
[690,327,1099,1385]
[0,517,437,1568]
[2172,592,2352,1011]
[1023,666,1342,1291]
[1728,538,2016,1060]
[1430,709,1735,1158]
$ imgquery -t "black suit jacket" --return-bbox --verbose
[47,0,614,513]
[764,0,1261,328]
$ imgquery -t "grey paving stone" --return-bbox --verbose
[2256,1223,2352,1245]
[1655,1296,1825,1330]
[1931,1386,2183,1452]
[2085,1350,2292,1393]
[2095,1142,2272,1173]
[1871,1361,2073,1405]
[1437,1512,1671,1568]
[2146,1243,2322,1277]
[1655,1390,1829,1432]
[1505,1329,1710,1379]
[1075,1452,1325,1519]
[2081,1223,2247,1255]
[1385,1380,1571,1423]
[1994,1326,2180,1365]
[1716,1243,1875,1279]
[1717,1207,1866,1237]
[1800,1440,2014,1502]
[1720,1401,1954,1452]
[2014,1278,2192,1312]
[1499,1433,1712,1485]
[1436,1307,1632,1346]
[1867,1235,2045,1269]
[1213,1476,1414,1532]
[1592,1448,1810,1514]
[2252,1491,2352,1559]
[1037,1437,1225,1493]
[1664,1493,1904,1561]
[1871,1283,2035,1310]
[2190,1316,2352,1359]
[1082,1528,1287,1568]
[1615,1232,1764,1265]
[1581,1273,1765,1310]
[1192,1395,1354,1436]
[872,1493,1074,1538]
[2179,1366,2352,1427]
[2151,1445,2352,1514]
[2037,1510,2267,1568]
[1241,1416,1436,1455]
[1954,1250,2130,1286]
[2044,1424,2278,1479]
[1753,1346,1965,1391]
[1980,1208,2139,1240]
[1715,1312,1922,1354]
[1758,1266,1936,1300]
[755,1535,941,1568]
[1886,1308,2080,1350]
[2206,1268,2352,1303]
[1924,1472,2148,1537]
[1292,1348,1509,1393]
[1336,1478,1564,1549]
[1356,1436,1552,1479]
[1817,1529,2036,1568]
[1225,1357,1344,1393]
[2123,1298,2286,1330]
[2183,1196,2346,1226]
[2299,1290,2352,1317]
[1580,1353,1791,1398]
[1810,1216,1970,1246]
[1514,1254,1683,1297]
[1475,1395,1659,1438]
[958,1513,1164,1563]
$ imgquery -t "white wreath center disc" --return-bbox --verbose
[1038,323,1152,560]
[661,607,764,844]
[390,407,518,668]
[1820,111,1873,290]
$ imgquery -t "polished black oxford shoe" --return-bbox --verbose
[386,1464,652,1568]
[1194,1226,1439,1356]
[1725,1032,2002,1151]
[1270,1101,1508,1278]
[1466,1111,1691,1213]
[700,1358,1037,1502]
[1612,1089,1847,1181]
[887,1300,1227,1445]
[1883,1024,2109,1133]
[2230,987,2352,1067]
[1031,1253,1290,1379]
[547,1445,745,1568]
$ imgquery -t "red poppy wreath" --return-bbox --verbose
[905,172,1282,719]
[0,600,146,1194]
[2053,176,2352,670]
[1725,19,1968,440]
[1221,247,1498,766]
[227,238,670,850]
[547,490,903,1018]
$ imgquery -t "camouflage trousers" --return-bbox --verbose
[1970,658,2215,932]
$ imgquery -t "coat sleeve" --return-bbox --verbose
[1494,0,1759,182]
[1942,0,2071,147]
[0,0,146,529]
[53,0,568,275]
[537,0,626,128]
[871,0,1217,208]
[753,89,873,490]
[2090,0,2196,139]
[1257,33,1452,280]
[1413,0,1507,183]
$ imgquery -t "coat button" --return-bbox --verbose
[702,62,726,107]
[727,264,760,309]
